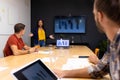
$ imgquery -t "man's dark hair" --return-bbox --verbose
[14,23,25,33]
[95,0,120,25]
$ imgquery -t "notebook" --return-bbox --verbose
[56,39,70,49]
[11,59,59,80]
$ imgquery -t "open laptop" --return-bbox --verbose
[11,59,59,80]
[56,39,70,49]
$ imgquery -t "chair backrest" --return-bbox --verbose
[94,48,100,56]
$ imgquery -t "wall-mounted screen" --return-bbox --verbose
[54,16,86,33]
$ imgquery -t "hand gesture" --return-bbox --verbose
[49,35,55,39]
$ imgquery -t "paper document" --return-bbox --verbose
[0,66,8,71]
[41,57,57,63]
[38,50,53,54]
[62,58,91,70]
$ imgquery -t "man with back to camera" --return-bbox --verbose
[3,23,37,57]
[53,0,120,79]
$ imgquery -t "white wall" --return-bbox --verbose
[0,0,31,58]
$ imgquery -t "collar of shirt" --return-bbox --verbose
[110,28,120,52]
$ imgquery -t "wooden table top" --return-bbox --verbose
[0,45,110,80]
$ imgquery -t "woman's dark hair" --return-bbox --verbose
[95,0,120,25]
[37,19,44,29]
[14,23,25,33]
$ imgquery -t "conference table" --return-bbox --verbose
[0,45,110,80]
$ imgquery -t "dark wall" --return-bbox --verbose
[31,0,107,50]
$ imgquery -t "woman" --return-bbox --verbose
[31,20,54,47]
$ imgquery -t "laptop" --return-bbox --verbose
[56,39,70,49]
[11,59,59,80]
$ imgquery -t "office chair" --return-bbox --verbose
[94,48,100,56]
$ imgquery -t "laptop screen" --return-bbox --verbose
[56,39,70,48]
[11,59,58,80]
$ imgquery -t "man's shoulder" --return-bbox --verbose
[8,34,17,41]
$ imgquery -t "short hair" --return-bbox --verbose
[94,0,120,25]
[14,23,25,33]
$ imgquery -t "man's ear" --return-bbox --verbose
[97,11,103,22]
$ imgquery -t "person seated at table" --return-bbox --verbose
[3,23,37,57]
[53,0,120,79]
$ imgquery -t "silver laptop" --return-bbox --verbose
[56,39,70,49]
[11,59,59,80]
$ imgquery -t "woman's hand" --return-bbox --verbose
[29,33,34,37]
[49,35,55,39]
